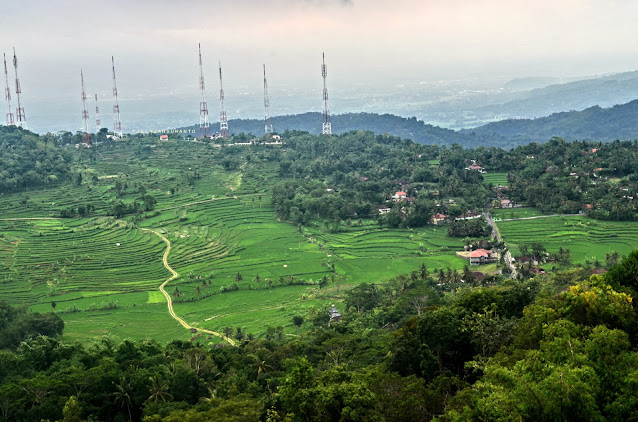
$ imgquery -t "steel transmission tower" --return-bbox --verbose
[111,56,122,138]
[198,43,209,138]
[263,64,273,135]
[218,62,229,138]
[321,52,331,135]
[13,48,26,128]
[3,53,14,126]
[80,70,89,135]
[95,94,101,132]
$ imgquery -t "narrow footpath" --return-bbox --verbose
[145,229,237,347]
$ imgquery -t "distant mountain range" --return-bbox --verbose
[462,99,638,144]
[471,71,638,124]
[181,95,638,149]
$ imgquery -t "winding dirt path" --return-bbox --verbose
[145,229,237,347]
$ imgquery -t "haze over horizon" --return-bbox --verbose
[2,0,638,133]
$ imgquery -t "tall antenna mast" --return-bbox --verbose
[198,43,209,138]
[111,56,122,138]
[263,64,272,135]
[3,53,14,126]
[13,48,26,128]
[95,93,101,132]
[219,61,229,138]
[321,52,331,135]
[80,70,89,135]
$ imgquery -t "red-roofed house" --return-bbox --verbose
[431,213,448,225]
[392,191,408,202]
[465,161,486,174]
[160,134,169,141]
[469,249,497,265]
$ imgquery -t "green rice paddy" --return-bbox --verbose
[497,215,638,264]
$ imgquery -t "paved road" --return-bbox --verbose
[485,201,517,279]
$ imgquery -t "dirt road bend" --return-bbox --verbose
[144,229,237,347]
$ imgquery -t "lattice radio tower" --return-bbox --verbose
[111,56,122,138]
[95,94,101,132]
[218,61,229,138]
[13,48,26,128]
[321,52,331,135]
[263,64,273,135]
[3,53,14,126]
[198,43,209,138]
[80,70,89,134]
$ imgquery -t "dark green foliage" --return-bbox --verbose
[0,302,64,351]
[447,218,491,237]
[0,126,75,192]
[3,253,638,421]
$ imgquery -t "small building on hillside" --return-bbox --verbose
[499,199,513,208]
[465,161,486,174]
[455,211,482,221]
[159,134,169,141]
[378,206,391,215]
[431,213,448,225]
[469,249,497,265]
[329,305,342,323]
[392,191,408,202]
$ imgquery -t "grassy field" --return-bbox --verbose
[0,139,477,345]
[498,215,638,264]
[483,172,508,186]
[490,207,547,220]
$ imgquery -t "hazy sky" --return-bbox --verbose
[2,0,638,127]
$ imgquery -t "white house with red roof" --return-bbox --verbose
[392,191,408,202]
[469,249,497,265]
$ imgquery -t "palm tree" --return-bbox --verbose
[146,375,173,404]
[112,379,134,422]
[199,386,217,404]
[247,348,274,379]
[223,326,234,339]
[419,263,428,280]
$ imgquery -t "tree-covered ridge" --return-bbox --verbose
[267,133,638,227]
[466,98,638,144]
[2,252,638,421]
[270,131,488,228]
[0,125,75,192]
[483,138,638,218]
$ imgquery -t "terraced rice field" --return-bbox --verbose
[0,140,482,344]
[498,215,638,263]
[483,172,509,186]
[303,224,468,283]
[0,218,166,303]
[490,207,547,220]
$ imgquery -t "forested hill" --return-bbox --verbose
[464,99,638,144]
[182,98,638,148]
[179,112,506,147]
[0,125,75,192]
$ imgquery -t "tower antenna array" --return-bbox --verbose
[80,71,89,133]
[218,61,229,138]
[95,94,101,132]
[13,48,26,128]
[263,64,272,135]
[321,52,331,135]
[198,43,209,138]
[3,53,14,126]
[111,56,122,138]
